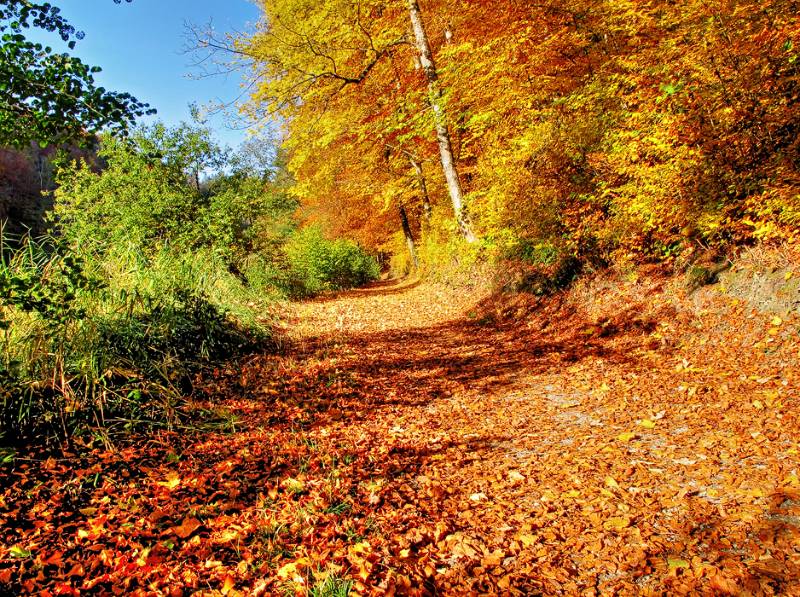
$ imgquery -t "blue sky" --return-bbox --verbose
[31,0,263,149]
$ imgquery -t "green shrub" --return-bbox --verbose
[282,226,379,297]
[0,235,267,444]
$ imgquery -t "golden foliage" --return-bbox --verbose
[241,0,800,266]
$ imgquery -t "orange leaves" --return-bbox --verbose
[168,517,202,540]
[3,275,800,595]
[212,525,245,546]
[444,532,482,561]
[221,574,237,595]
[276,558,311,583]
[708,572,741,595]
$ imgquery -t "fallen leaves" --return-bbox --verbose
[668,557,691,572]
[508,470,525,484]
[277,558,310,581]
[603,516,631,531]
[157,473,181,490]
[1,275,799,595]
[169,517,202,539]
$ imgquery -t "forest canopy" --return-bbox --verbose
[236,0,800,276]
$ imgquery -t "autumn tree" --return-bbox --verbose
[233,0,479,247]
[231,0,799,272]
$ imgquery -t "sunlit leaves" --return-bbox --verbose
[241,0,800,265]
[2,268,800,593]
[0,0,153,147]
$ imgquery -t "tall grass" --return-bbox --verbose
[0,232,268,445]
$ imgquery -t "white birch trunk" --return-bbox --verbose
[406,0,476,243]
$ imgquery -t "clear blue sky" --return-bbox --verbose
[31,0,262,149]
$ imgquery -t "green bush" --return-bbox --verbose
[282,226,380,297]
[0,235,266,444]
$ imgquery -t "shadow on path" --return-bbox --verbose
[238,288,673,430]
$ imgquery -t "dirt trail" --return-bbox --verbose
[2,276,800,595]
[254,276,800,595]
[278,278,800,594]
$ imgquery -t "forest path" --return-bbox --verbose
[266,283,800,594]
[244,277,798,595]
[4,277,800,595]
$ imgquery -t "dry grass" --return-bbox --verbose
[714,245,800,316]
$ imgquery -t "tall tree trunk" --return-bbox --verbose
[406,0,476,243]
[409,157,432,226]
[398,204,419,271]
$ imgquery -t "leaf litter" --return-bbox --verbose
[1,273,799,595]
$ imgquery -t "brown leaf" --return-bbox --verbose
[170,517,202,539]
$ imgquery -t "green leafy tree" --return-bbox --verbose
[55,125,297,268]
[54,135,200,253]
[133,121,228,190]
[0,0,154,147]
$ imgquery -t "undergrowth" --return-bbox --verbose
[0,124,379,446]
[0,233,265,445]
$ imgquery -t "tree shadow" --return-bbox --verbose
[4,284,773,595]
[238,291,675,431]
[638,490,800,593]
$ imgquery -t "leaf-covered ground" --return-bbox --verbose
[2,270,800,595]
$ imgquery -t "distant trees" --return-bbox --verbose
[133,121,228,190]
